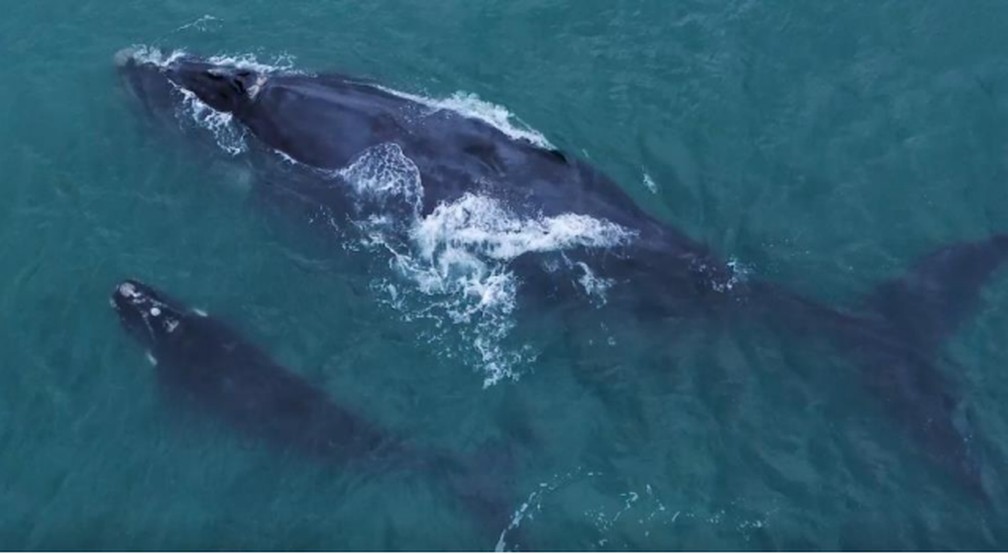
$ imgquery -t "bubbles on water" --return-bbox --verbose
[495,467,596,551]
[576,262,615,306]
[173,15,221,34]
[206,52,298,74]
[497,472,773,551]
[691,256,753,294]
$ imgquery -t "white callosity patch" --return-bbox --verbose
[115,282,179,338]
[125,47,292,156]
[164,318,180,333]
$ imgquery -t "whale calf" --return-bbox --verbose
[110,279,515,536]
[114,48,1008,497]
[111,279,394,461]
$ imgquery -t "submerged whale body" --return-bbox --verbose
[110,279,515,537]
[111,279,391,461]
[115,48,1008,497]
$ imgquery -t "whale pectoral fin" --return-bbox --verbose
[867,234,1008,350]
[146,351,158,366]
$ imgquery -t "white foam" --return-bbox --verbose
[207,52,297,74]
[125,45,294,74]
[377,87,553,148]
[576,261,615,305]
[175,88,247,155]
[412,194,635,262]
[643,171,658,194]
[334,143,423,217]
[173,15,221,33]
[123,45,187,68]
[376,193,633,386]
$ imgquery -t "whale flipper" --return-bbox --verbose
[868,234,1008,350]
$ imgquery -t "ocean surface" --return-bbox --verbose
[3,1,1008,550]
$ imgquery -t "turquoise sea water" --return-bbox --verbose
[3,1,1008,549]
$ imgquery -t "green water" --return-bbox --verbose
[3,1,1008,549]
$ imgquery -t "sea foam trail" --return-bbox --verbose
[495,473,773,551]
[139,48,637,385]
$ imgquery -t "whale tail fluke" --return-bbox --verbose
[865,233,1008,352]
[754,233,1008,498]
[859,234,1008,499]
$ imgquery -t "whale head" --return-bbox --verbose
[111,279,189,350]
[115,47,262,118]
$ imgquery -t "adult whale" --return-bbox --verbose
[114,48,1008,498]
[110,278,516,542]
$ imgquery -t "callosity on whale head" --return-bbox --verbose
[111,279,189,349]
[115,47,263,116]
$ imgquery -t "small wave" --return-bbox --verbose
[496,468,598,551]
[173,15,221,33]
[377,87,553,149]
[124,45,187,68]
[498,475,772,550]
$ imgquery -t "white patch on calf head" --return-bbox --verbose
[164,318,179,333]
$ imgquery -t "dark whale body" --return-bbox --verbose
[111,279,391,462]
[110,279,513,537]
[115,48,1008,497]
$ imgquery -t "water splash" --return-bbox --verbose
[377,87,553,149]
[175,88,247,155]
